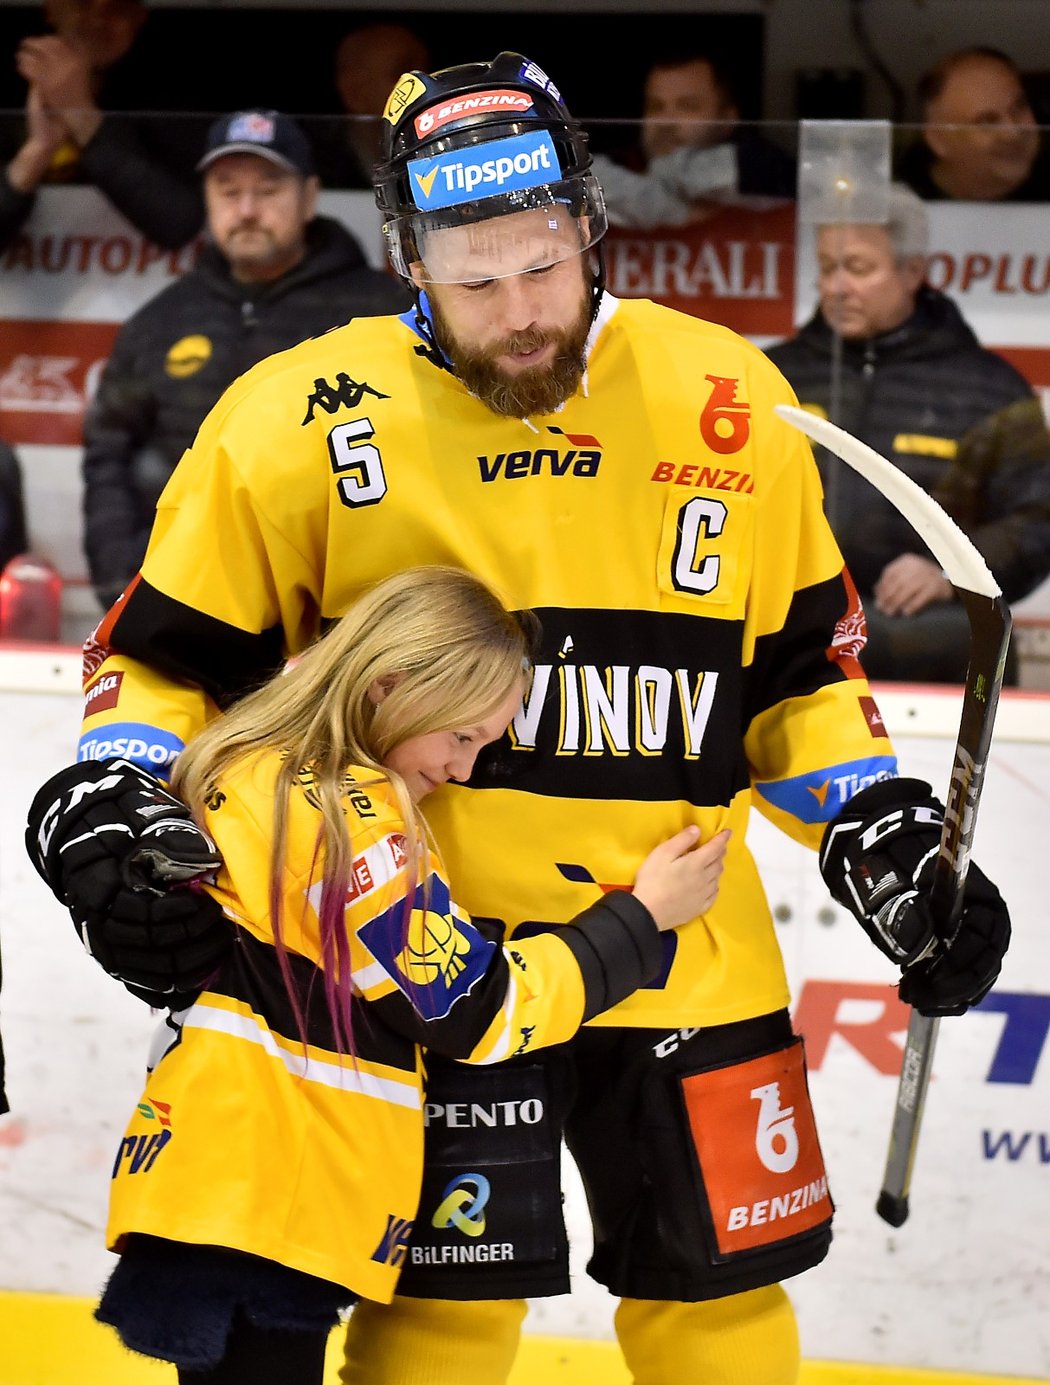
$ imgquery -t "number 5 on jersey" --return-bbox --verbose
[329,418,388,508]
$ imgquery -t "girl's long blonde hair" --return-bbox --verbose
[171,565,538,1053]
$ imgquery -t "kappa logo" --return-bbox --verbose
[301,373,389,425]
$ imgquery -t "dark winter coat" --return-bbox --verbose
[766,286,1050,601]
[82,214,409,606]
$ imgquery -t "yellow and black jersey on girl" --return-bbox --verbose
[106,752,657,1301]
[81,293,898,1032]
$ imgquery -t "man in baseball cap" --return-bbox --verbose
[197,108,317,178]
[193,109,320,283]
[79,106,405,606]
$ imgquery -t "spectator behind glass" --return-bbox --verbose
[767,183,1050,684]
[313,21,431,188]
[0,83,68,246]
[12,0,209,247]
[81,109,409,608]
[592,48,797,229]
[897,46,1050,201]
[0,439,29,573]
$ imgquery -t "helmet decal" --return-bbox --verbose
[383,72,429,125]
[517,58,561,102]
[413,90,535,139]
[407,131,562,210]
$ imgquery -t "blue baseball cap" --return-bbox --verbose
[197,109,315,177]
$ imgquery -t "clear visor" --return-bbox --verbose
[383,174,608,284]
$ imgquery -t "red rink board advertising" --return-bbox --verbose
[603,201,797,339]
[3,190,1049,444]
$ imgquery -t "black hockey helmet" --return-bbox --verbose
[374,51,608,286]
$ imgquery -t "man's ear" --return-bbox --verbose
[900,254,927,295]
[302,174,321,222]
[923,122,950,161]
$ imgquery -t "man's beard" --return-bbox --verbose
[429,291,593,418]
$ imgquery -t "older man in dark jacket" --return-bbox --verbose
[81,109,408,607]
[767,183,1050,683]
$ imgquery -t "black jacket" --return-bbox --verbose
[82,215,409,605]
[0,170,34,250]
[767,286,1050,600]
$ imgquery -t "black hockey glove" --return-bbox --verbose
[26,758,231,1006]
[819,777,1010,1018]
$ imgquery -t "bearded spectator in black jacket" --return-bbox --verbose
[81,110,408,608]
[767,183,1050,684]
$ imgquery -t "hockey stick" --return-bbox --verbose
[774,404,1012,1227]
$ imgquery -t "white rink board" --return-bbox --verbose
[1,656,1049,1376]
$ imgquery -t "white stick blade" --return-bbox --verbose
[774,404,1001,598]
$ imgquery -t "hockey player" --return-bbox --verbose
[27,52,1010,1385]
[84,565,727,1380]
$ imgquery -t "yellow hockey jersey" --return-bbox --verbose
[106,753,629,1301]
[80,294,898,1030]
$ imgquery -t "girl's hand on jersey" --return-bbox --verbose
[632,827,731,932]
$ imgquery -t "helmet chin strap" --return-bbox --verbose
[407,286,454,373]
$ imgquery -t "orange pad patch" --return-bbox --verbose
[681,1039,833,1257]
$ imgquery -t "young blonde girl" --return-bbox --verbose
[96,565,729,1384]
